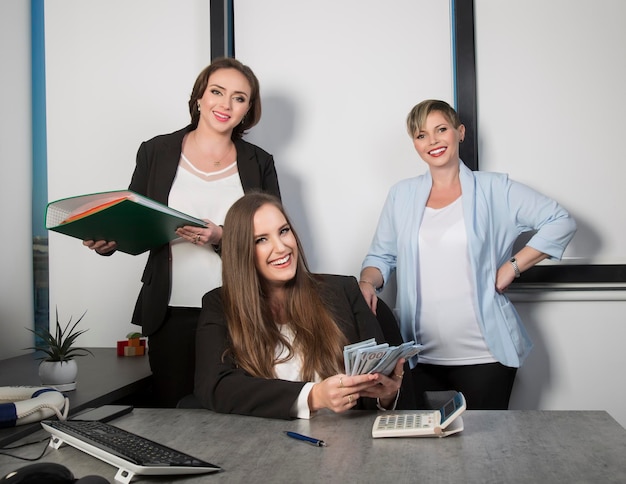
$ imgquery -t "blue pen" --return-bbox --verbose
[283,431,326,447]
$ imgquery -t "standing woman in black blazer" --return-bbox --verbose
[195,192,405,419]
[84,58,281,407]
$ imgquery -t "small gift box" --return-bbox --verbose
[117,332,147,356]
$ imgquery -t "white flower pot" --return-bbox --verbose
[39,359,78,391]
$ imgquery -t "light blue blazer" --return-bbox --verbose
[362,161,577,368]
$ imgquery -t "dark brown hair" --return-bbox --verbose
[188,57,262,140]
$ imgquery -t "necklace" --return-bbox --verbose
[181,153,237,177]
[193,132,234,167]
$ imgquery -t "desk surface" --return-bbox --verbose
[1,409,625,483]
[0,348,151,446]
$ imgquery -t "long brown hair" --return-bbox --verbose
[221,192,347,380]
[188,57,262,140]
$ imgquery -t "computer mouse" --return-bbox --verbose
[75,476,110,483]
[0,463,109,484]
[0,462,74,483]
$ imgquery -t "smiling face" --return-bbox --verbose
[197,68,251,135]
[412,110,465,170]
[253,203,299,288]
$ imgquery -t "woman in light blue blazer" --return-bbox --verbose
[359,99,576,410]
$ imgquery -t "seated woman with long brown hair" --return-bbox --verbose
[194,192,406,419]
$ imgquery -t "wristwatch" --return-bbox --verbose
[510,258,521,278]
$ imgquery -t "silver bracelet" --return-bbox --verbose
[376,389,401,411]
[510,257,521,278]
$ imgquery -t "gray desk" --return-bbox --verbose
[0,348,151,446]
[1,409,625,483]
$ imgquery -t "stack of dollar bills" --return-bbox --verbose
[343,338,423,376]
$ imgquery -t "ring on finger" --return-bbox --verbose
[195,234,201,243]
[394,372,404,379]
[348,394,353,404]
[339,377,344,388]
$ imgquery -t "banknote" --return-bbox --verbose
[368,341,423,375]
[343,338,377,375]
[352,343,391,375]
[343,339,423,376]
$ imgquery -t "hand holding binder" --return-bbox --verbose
[46,190,207,255]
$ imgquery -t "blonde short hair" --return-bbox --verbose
[406,99,462,137]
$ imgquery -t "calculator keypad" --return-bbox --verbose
[372,412,440,437]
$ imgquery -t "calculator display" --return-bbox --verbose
[440,394,461,424]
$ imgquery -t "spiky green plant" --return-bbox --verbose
[25,308,94,361]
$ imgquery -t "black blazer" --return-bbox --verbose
[194,274,387,420]
[127,125,281,335]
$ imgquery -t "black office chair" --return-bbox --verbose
[375,298,417,409]
[177,393,202,409]
[374,298,403,346]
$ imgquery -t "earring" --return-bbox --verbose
[240,115,246,125]
[197,101,201,112]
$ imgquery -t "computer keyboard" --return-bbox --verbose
[41,419,221,484]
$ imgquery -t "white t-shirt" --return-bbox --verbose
[417,196,496,365]
[168,158,244,308]
[274,323,317,419]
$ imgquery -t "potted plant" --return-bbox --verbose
[25,308,93,391]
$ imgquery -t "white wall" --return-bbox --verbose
[0,0,34,359]
[44,0,211,347]
[235,0,453,276]
[475,0,626,266]
[511,299,626,429]
[475,0,626,428]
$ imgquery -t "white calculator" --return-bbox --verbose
[372,392,466,438]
